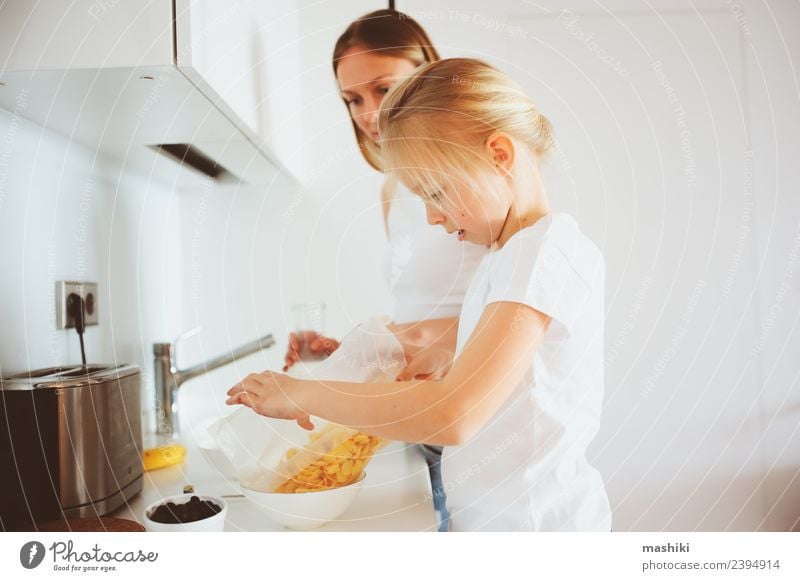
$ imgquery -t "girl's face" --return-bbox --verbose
[412,168,511,247]
[336,47,419,142]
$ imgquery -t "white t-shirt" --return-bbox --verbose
[382,184,487,324]
[443,213,612,531]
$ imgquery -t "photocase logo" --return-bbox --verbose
[19,541,46,569]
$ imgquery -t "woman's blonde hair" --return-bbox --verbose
[378,58,554,196]
[333,9,440,171]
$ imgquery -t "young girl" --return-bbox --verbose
[228,58,612,532]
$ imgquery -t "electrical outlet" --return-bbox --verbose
[56,281,99,329]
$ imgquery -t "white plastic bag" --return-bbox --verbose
[207,317,406,491]
[289,316,406,382]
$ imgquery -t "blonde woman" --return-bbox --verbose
[282,10,487,531]
[232,58,612,532]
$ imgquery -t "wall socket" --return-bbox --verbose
[56,281,99,329]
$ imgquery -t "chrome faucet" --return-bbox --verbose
[153,328,275,438]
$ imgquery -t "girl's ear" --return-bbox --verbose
[485,132,516,175]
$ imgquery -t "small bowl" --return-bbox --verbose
[239,471,366,530]
[143,493,228,532]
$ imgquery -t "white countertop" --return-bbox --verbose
[113,356,437,531]
[110,436,438,532]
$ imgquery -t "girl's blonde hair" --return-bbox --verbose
[378,58,554,196]
[333,9,440,171]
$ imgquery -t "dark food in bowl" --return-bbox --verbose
[148,496,221,524]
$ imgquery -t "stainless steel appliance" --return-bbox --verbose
[0,364,142,531]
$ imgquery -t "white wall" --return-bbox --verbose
[745,0,800,535]
[0,105,183,430]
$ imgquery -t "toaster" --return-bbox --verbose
[0,364,143,530]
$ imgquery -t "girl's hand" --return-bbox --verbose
[225,371,315,430]
[282,331,340,372]
[396,346,453,381]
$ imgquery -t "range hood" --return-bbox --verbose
[0,1,299,188]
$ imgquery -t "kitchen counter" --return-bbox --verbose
[110,435,438,532]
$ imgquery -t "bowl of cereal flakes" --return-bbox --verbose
[240,469,366,530]
[238,427,382,530]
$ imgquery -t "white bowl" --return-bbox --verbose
[143,494,228,532]
[239,471,366,530]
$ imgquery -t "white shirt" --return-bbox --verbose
[382,184,487,324]
[443,213,612,531]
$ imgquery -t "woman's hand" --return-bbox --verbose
[225,371,315,430]
[396,346,453,381]
[282,331,340,372]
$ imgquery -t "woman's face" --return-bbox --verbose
[336,47,419,142]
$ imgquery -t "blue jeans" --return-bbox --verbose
[419,444,450,532]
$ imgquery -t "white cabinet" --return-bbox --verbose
[174,0,305,180]
[0,0,300,187]
[176,1,265,137]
